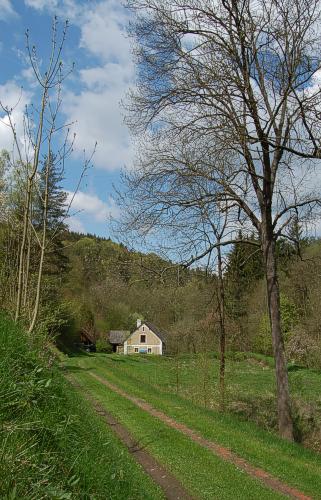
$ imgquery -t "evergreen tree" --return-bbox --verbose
[35,153,69,276]
[225,233,263,322]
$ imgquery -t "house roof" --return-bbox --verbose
[142,322,167,343]
[109,330,130,344]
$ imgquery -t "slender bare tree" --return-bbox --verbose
[0,19,94,332]
[0,19,72,322]
[123,0,321,440]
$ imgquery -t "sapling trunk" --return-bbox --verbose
[15,91,46,322]
[217,245,226,411]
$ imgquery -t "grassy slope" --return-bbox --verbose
[64,353,321,499]
[0,315,163,499]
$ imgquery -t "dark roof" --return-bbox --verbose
[109,330,130,344]
[143,322,167,343]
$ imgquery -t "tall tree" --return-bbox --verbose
[28,150,70,332]
[0,19,71,323]
[35,153,69,275]
[123,0,321,439]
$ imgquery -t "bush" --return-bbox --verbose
[96,338,113,353]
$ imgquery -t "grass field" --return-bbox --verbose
[64,352,321,499]
[69,351,321,444]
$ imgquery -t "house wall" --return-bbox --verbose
[124,324,162,355]
[126,344,161,355]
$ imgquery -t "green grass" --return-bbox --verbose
[72,369,284,500]
[67,351,321,444]
[64,353,321,499]
[0,314,163,499]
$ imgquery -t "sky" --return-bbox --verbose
[0,0,134,237]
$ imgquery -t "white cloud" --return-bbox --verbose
[62,1,134,170]
[23,0,134,171]
[68,215,85,233]
[25,0,80,17]
[66,190,120,222]
[79,1,130,65]
[0,0,17,20]
[24,0,58,10]
[64,60,134,170]
[0,81,31,154]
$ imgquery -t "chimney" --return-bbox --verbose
[137,318,142,328]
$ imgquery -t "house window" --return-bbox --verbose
[142,326,145,331]
[140,334,146,343]
[148,348,152,353]
[134,347,138,353]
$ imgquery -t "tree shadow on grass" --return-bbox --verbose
[62,365,92,373]
[288,364,306,372]
[109,356,143,363]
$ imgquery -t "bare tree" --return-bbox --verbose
[0,19,72,323]
[1,19,94,332]
[118,142,256,409]
[123,0,321,440]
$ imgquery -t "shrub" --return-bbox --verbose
[96,338,113,353]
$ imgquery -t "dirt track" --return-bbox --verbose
[68,375,195,500]
[89,372,312,500]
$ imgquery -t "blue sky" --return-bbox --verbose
[0,0,134,237]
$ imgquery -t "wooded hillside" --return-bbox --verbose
[37,229,321,371]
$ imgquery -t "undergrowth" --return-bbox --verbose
[0,313,162,499]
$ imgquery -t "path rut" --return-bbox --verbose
[89,371,312,500]
[68,375,195,500]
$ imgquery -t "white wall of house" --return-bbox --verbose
[124,323,163,355]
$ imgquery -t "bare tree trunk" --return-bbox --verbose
[15,178,32,321]
[23,217,31,311]
[29,155,49,333]
[28,240,45,333]
[15,91,46,322]
[262,229,294,441]
[217,245,226,411]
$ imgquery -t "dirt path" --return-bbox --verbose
[67,375,195,500]
[89,372,312,500]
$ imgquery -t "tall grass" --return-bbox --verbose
[0,313,162,499]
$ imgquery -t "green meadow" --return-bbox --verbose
[64,352,321,499]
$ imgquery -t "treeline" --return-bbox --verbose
[0,20,93,335]
[0,20,83,334]
[0,149,69,333]
[225,235,321,368]
[53,229,321,372]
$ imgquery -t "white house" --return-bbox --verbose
[124,320,166,355]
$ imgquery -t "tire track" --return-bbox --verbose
[67,375,195,500]
[89,371,312,500]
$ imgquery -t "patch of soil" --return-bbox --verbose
[90,372,312,500]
